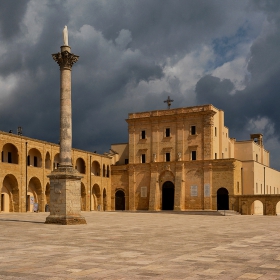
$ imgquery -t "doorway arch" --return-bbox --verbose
[217,187,229,210]
[162,181,174,210]
[115,190,125,210]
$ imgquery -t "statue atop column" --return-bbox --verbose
[63,25,68,46]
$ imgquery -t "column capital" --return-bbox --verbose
[52,50,79,70]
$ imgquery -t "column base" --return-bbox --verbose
[45,215,87,225]
[45,166,87,225]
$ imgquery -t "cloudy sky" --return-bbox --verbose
[1,1,280,168]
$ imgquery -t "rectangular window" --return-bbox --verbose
[27,155,30,166]
[191,125,196,135]
[222,153,224,159]
[141,187,147,198]
[141,130,146,139]
[215,127,217,136]
[141,154,146,163]
[125,158,129,164]
[215,153,217,159]
[191,151,196,160]
[166,153,170,162]
[34,156,38,167]
[1,151,4,162]
[165,128,170,137]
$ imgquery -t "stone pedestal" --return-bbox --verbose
[45,166,87,225]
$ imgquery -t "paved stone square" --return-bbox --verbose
[0,211,280,279]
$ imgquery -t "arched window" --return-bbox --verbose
[76,158,86,174]
[28,148,42,167]
[53,153,60,170]
[106,165,110,178]
[45,152,51,169]
[103,164,106,177]
[91,161,100,176]
[2,143,19,164]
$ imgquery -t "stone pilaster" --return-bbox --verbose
[149,164,159,211]
[203,162,212,210]
[174,162,185,211]
[202,112,215,160]
[128,165,136,210]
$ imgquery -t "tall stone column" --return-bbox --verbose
[45,27,86,225]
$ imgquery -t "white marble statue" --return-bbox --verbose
[63,25,68,46]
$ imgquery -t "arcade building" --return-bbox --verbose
[1,104,280,215]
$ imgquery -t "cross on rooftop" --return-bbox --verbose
[164,96,174,109]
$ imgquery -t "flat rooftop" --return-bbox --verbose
[0,211,280,279]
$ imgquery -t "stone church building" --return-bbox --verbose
[1,104,280,215]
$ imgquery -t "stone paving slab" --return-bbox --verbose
[0,212,280,279]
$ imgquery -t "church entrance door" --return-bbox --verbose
[217,187,229,210]
[162,181,174,210]
[115,190,125,210]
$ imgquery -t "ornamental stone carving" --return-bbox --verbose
[52,51,79,70]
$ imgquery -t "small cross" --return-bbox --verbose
[164,96,174,109]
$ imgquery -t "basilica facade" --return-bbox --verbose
[1,104,280,215]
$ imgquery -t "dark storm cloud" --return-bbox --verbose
[0,0,29,39]
[1,0,280,168]
[69,0,250,62]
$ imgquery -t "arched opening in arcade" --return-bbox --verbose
[217,187,229,210]
[251,200,264,215]
[91,161,100,176]
[162,181,175,210]
[1,175,19,212]
[28,177,42,212]
[106,165,110,178]
[76,158,86,174]
[28,148,42,167]
[115,190,125,210]
[81,183,86,211]
[277,201,280,216]
[45,152,51,169]
[92,184,101,210]
[1,143,19,164]
[53,153,60,170]
[103,188,107,211]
